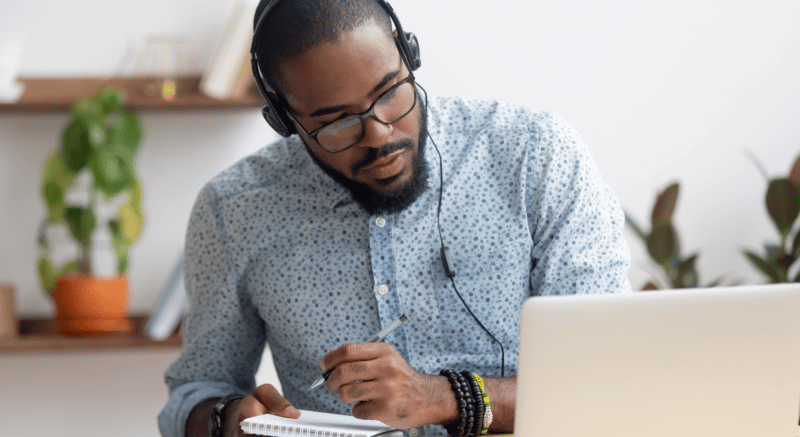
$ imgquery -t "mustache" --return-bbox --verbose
[351,139,414,174]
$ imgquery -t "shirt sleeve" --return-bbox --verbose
[525,112,631,296]
[158,184,268,437]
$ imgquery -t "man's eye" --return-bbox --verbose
[317,114,349,129]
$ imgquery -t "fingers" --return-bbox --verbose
[320,342,385,373]
[335,379,384,405]
[321,342,396,372]
[241,384,301,419]
[322,343,400,391]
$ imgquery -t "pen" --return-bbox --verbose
[308,313,410,390]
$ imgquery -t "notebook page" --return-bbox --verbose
[241,409,397,437]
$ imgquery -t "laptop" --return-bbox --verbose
[514,284,800,437]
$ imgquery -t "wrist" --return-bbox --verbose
[426,374,459,426]
[209,394,244,437]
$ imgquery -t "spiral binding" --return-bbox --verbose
[244,422,359,437]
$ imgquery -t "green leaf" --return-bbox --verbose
[60,260,83,277]
[92,144,134,198]
[112,111,142,154]
[64,207,96,247]
[98,86,126,115]
[41,151,77,190]
[791,231,800,260]
[87,121,107,150]
[42,181,62,207]
[764,244,783,262]
[119,197,144,244]
[70,98,101,119]
[41,152,76,222]
[41,181,65,223]
[61,119,93,172]
[766,178,800,237]
[677,254,699,288]
[744,251,781,283]
[624,212,647,242]
[38,256,59,297]
[651,183,680,225]
[129,176,144,214]
[109,219,131,274]
[647,222,678,265]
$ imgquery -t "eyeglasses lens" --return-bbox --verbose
[317,81,416,152]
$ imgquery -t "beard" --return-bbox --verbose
[304,102,429,216]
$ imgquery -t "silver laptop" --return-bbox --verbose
[515,284,800,437]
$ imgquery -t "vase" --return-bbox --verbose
[54,274,132,335]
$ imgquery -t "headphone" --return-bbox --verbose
[249,0,422,137]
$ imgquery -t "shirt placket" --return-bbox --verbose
[367,214,408,356]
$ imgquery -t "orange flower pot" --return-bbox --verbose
[54,274,132,336]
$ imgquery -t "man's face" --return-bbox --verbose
[278,21,425,205]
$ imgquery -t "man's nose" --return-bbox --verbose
[357,116,392,149]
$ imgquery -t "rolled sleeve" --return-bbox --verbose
[526,113,631,296]
[158,185,267,437]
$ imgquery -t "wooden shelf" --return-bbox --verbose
[0,76,263,112]
[0,314,182,353]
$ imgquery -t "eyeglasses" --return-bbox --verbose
[287,74,418,153]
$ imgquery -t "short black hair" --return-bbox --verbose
[253,0,393,96]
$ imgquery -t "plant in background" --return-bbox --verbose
[626,182,724,290]
[743,153,800,283]
[38,86,144,296]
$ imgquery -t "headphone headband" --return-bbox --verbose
[250,0,421,137]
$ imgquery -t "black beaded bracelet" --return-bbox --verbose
[462,371,484,437]
[457,371,475,437]
[440,369,475,437]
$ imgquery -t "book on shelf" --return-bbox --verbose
[240,410,402,437]
[144,252,187,341]
[200,1,258,100]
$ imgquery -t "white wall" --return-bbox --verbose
[2,0,800,314]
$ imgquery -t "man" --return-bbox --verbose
[159,0,631,436]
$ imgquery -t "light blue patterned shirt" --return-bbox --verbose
[158,95,631,437]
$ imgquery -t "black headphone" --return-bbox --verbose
[249,0,421,137]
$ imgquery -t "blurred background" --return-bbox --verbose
[0,0,798,435]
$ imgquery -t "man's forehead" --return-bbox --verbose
[278,23,400,116]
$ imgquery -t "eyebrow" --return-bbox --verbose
[308,69,401,118]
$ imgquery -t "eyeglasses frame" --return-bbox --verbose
[283,58,418,154]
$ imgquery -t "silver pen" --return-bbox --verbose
[308,313,410,390]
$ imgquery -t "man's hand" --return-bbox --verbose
[185,384,300,437]
[224,384,301,437]
[321,342,458,429]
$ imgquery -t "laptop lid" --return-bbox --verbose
[514,284,800,437]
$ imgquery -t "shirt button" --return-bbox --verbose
[408,428,419,437]
[378,284,389,295]
[375,217,386,227]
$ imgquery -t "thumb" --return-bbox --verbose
[249,384,302,418]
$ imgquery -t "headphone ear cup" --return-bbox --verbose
[403,32,421,71]
[261,95,296,137]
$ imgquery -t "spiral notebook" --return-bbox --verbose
[240,409,401,437]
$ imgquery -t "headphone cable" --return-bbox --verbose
[418,83,505,378]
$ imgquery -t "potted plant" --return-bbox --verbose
[37,86,144,335]
[743,153,800,283]
[626,182,727,290]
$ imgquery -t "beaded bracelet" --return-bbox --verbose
[472,373,493,434]
[462,371,484,437]
[440,369,475,437]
